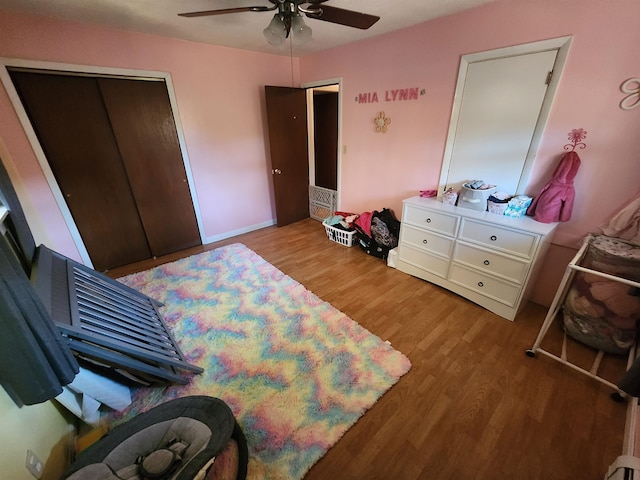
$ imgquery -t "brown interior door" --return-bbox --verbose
[98,78,201,256]
[313,91,338,190]
[265,86,310,227]
[10,71,152,271]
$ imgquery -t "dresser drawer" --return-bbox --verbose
[453,242,529,284]
[401,224,454,258]
[449,264,521,306]
[403,205,459,237]
[459,219,536,258]
[398,244,450,278]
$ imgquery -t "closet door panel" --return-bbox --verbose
[9,72,152,271]
[98,78,201,257]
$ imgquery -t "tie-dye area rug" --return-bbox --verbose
[103,243,411,479]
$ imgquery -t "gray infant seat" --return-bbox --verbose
[62,396,247,480]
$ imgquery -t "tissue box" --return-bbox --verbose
[503,196,532,218]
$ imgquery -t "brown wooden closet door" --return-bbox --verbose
[98,78,201,256]
[10,71,152,271]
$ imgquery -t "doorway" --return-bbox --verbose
[306,81,340,222]
[265,80,341,226]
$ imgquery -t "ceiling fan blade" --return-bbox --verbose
[178,6,273,18]
[305,5,380,30]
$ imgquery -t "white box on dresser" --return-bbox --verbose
[396,196,558,321]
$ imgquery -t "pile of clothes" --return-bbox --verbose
[324,208,400,260]
[563,235,640,354]
[323,211,359,232]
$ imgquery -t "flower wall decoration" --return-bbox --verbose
[374,111,391,133]
[564,128,587,151]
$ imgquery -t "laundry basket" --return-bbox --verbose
[322,220,357,247]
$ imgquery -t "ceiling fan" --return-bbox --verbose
[178,1,380,47]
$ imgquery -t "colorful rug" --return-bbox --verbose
[103,243,411,479]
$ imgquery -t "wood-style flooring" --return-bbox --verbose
[107,218,629,480]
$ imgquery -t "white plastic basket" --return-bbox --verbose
[322,220,357,247]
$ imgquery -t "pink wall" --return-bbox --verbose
[1,0,638,306]
[300,0,640,304]
[301,0,640,249]
[0,10,298,261]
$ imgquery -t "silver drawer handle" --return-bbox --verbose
[425,218,432,223]
[478,281,484,287]
[490,235,497,241]
[423,239,428,244]
[483,260,490,265]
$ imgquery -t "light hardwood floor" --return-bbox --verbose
[108,218,628,480]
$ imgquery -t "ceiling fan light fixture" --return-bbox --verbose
[180,2,380,48]
[290,14,312,45]
[263,14,286,46]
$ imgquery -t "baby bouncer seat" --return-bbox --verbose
[62,396,248,480]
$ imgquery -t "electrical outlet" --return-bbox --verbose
[25,449,43,479]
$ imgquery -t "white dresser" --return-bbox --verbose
[396,196,558,321]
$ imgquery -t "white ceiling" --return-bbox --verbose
[0,0,495,56]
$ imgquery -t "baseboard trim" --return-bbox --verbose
[203,219,277,245]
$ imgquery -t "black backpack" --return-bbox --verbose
[354,208,400,260]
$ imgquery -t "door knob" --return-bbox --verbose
[273,168,282,175]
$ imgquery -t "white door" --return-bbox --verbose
[443,49,559,195]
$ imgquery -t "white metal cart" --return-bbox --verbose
[525,233,640,480]
[526,234,640,395]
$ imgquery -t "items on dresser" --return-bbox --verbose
[442,187,458,206]
[487,192,511,215]
[504,195,533,218]
[458,181,497,212]
[395,196,558,321]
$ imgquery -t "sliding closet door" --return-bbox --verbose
[10,70,202,271]
[10,71,152,270]
[98,78,200,256]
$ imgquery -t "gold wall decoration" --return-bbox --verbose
[620,78,640,110]
[374,111,391,133]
